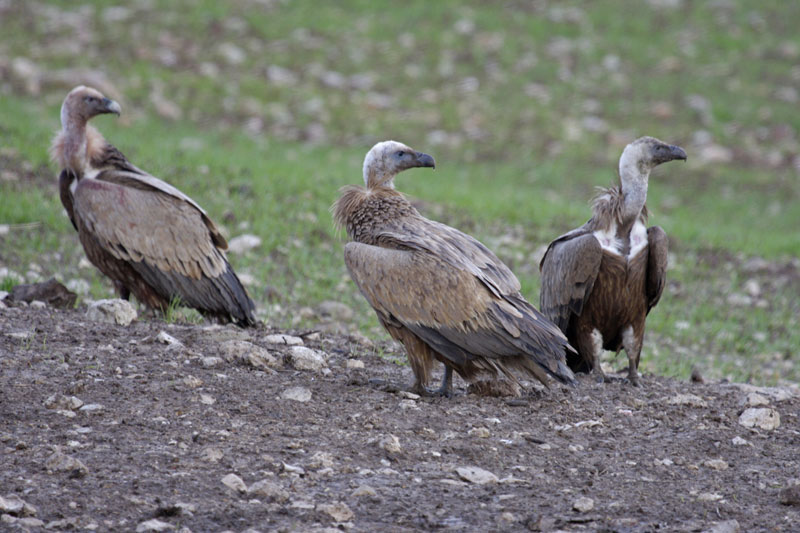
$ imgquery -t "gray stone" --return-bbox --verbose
[317,502,354,522]
[345,359,365,369]
[219,340,280,370]
[704,459,729,471]
[18,517,45,527]
[667,393,708,407]
[742,392,769,407]
[352,485,378,499]
[702,519,740,533]
[136,518,175,532]
[738,408,780,430]
[0,495,25,515]
[248,480,289,503]
[200,356,224,368]
[288,346,327,371]
[281,386,312,402]
[379,434,402,454]
[779,485,800,506]
[87,299,137,325]
[264,334,303,346]
[29,300,46,309]
[156,331,183,347]
[456,466,498,485]
[221,473,247,493]
[45,449,89,477]
[573,496,594,513]
[44,394,84,411]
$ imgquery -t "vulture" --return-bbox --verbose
[50,86,256,326]
[333,140,576,396]
[539,136,687,385]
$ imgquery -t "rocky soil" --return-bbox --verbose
[1,301,799,532]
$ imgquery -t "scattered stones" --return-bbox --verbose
[219,340,281,370]
[6,278,76,308]
[378,434,402,454]
[87,299,137,326]
[136,518,175,532]
[573,496,594,513]
[202,447,224,463]
[79,403,104,412]
[317,502,354,523]
[200,356,223,368]
[702,519,740,533]
[248,480,289,503]
[227,234,262,254]
[456,466,498,485]
[345,359,365,369]
[704,459,729,471]
[779,485,800,506]
[697,492,723,502]
[668,394,708,407]
[738,408,780,430]
[44,394,83,411]
[45,449,89,477]
[742,392,769,407]
[731,383,796,402]
[264,334,303,346]
[287,346,327,371]
[221,473,248,493]
[352,485,378,499]
[199,394,216,405]
[468,427,490,438]
[731,436,750,446]
[281,386,312,402]
[0,494,36,517]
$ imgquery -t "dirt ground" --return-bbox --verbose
[1,303,799,533]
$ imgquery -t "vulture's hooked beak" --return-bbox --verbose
[415,151,436,169]
[669,145,687,162]
[102,97,121,116]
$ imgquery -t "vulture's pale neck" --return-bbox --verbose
[58,108,90,173]
[364,168,397,190]
[618,146,650,223]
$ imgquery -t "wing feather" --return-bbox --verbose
[646,225,668,313]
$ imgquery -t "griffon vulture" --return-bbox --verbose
[333,140,576,396]
[51,86,256,326]
[539,136,687,385]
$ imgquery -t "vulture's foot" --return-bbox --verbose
[590,366,606,384]
[626,371,641,387]
[368,378,403,393]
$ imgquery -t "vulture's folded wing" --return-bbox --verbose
[58,169,78,231]
[539,229,603,331]
[73,175,254,323]
[377,218,521,298]
[345,242,574,384]
[645,225,668,313]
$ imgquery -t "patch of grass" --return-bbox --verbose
[0,0,798,384]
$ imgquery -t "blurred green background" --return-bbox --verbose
[1,0,798,384]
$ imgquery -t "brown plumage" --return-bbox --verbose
[333,140,575,396]
[539,136,687,385]
[51,86,256,326]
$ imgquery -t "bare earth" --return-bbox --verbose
[1,304,799,532]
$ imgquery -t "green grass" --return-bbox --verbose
[1,0,798,384]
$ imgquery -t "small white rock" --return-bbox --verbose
[29,300,46,309]
[248,480,289,502]
[219,340,280,369]
[227,234,261,254]
[346,359,365,369]
[704,459,729,471]
[468,427,490,438]
[136,518,175,532]
[201,356,224,368]
[742,392,769,407]
[317,502,354,522]
[221,473,247,493]
[738,408,780,430]
[264,334,303,345]
[456,466,498,485]
[379,434,402,454]
[199,394,216,405]
[352,485,378,498]
[0,495,25,515]
[731,436,750,446]
[573,496,594,513]
[288,346,328,371]
[667,394,708,407]
[156,331,183,347]
[281,386,312,402]
[86,299,137,326]
[703,519,741,533]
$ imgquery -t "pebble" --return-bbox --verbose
[702,519,740,533]
[456,466,498,485]
[86,299,137,326]
[572,497,594,512]
[200,356,223,368]
[738,408,780,430]
[345,359,365,369]
[199,394,215,405]
[317,502,354,522]
[287,346,327,371]
[227,234,261,254]
[667,394,708,407]
[136,518,175,532]
[704,459,729,471]
[248,480,289,503]
[352,485,378,499]
[44,394,84,411]
[219,340,280,370]
[79,403,104,412]
[378,434,402,454]
[779,485,800,506]
[0,494,36,516]
[264,334,303,346]
[731,436,750,446]
[29,300,46,309]
[742,392,769,407]
[156,331,183,347]
[45,449,89,477]
[281,386,312,402]
[468,427,490,438]
[202,448,224,463]
[221,473,247,493]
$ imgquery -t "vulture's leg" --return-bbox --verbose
[430,366,454,398]
[114,281,130,300]
[621,325,642,386]
[577,328,606,383]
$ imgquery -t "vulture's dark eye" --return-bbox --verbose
[396,151,406,157]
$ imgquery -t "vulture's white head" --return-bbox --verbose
[619,136,687,183]
[60,85,121,130]
[362,140,436,189]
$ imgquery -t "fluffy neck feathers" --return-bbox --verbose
[617,144,650,223]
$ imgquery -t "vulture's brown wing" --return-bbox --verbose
[645,225,668,313]
[377,218,521,298]
[539,228,603,332]
[73,175,255,325]
[345,241,575,385]
[58,169,78,231]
